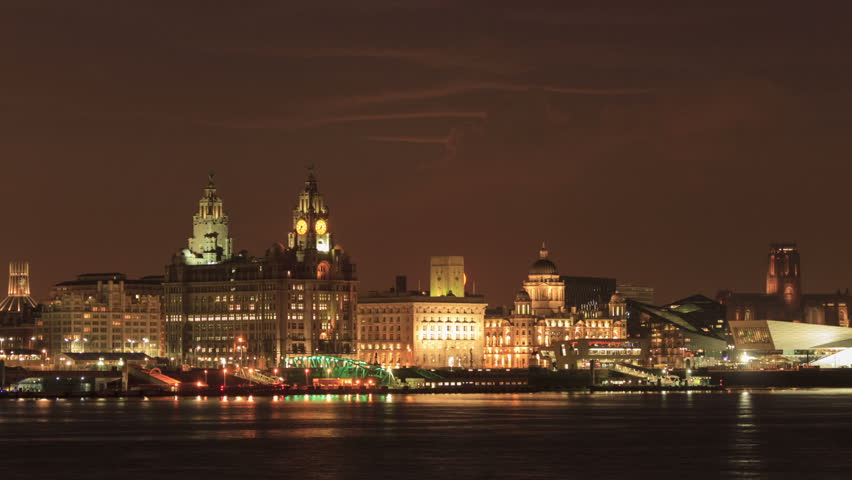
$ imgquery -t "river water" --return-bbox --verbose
[1,390,850,479]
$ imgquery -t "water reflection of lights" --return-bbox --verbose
[726,391,764,475]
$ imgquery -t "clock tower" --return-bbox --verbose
[288,168,333,257]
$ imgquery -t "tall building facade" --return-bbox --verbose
[720,243,850,327]
[164,172,358,368]
[35,273,164,358]
[356,258,487,369]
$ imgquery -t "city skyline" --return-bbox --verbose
[3,3,852,306]
[1,169,850,307]
[4,6,852,479]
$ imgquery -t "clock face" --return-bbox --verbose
[315,219,328,235]
[295,219,308,235]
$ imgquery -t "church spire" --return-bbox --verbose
[539,241,549,259]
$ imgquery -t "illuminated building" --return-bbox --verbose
[0,261,37,317]
[356,258,487,369]
[164,171,357,368]
[720,243,851,326]
[181,174,234,265]
[731,320,852,368]
[524,244,565,315]
[429,256,464,297]
[484,246,629,369]
[35,273,164,359]
[0,261,39,351]
[54,352,153,370]
[630,295,728,369]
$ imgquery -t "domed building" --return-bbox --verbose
[523,243,565,317]
[484,244,639,370]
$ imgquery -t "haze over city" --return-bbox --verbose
[3,2,852,305]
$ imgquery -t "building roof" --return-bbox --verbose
[57,352,151,361]
[55,273,163,288]
[631,299,726,341]
[529,243,558,275]
[732,320,852,351]
[529,258,558,275]
[359,293,487,305]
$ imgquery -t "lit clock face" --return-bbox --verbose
[315,219,328,235]
[295,219,308,235]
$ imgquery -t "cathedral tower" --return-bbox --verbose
[182,174,233,265]
[0,261,37,313]
[765,243,801,308]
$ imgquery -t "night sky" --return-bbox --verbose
[2,2,852,306]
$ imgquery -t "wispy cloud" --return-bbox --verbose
[321,82,649,111]
[365,135,448,144]
[307,111,487,127]
[211,46,517,74]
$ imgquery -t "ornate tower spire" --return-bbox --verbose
[182,174,234,265]
[288,168,331,253]
[539,241,549,259]
[0,261,37,312]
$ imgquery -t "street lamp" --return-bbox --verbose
[236,337,246,365]
[305,368,311,388]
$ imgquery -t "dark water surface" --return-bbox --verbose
[1,390,851,479]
